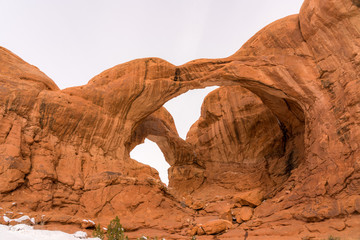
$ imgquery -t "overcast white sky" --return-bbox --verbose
[0,0,303,184]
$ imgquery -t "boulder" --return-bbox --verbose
[233,207,253,223]
[233,189,264,207]
[195,219,233,235]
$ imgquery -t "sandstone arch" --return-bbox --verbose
[1,0,360,238]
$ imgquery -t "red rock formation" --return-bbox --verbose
[1,0,360,239]
[182,86,287,197]
[0,50,194,238]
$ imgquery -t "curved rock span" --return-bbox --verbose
[1,0,360,239]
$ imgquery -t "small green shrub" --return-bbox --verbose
[327,236,340,240]
[107,216,128,240]
[93,224,105,240]
[93,217,164,240]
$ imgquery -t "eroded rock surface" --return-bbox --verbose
[1,0,360,239]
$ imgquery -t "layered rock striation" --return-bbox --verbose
[0,0,360,239]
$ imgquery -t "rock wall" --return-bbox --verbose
[0,0,360,239]
[171,86,288,199]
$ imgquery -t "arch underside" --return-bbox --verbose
[131,84,305,200]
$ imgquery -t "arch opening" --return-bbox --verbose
[164,86,219,139]
[130,138,170,185]
[127,87,220,186]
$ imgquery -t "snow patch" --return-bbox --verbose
[82,219,95,225]
[9,224,33,232]
[73,231,88,239]
[14,216,35,224]
[3,215,35,224]
[3,216,10,223]
[0,224,101,240]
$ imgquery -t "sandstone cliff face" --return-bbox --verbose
[0,51,194,236]
[1,0,360,239]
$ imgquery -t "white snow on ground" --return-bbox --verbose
[0,224,100,240]
[3,215,35,224]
